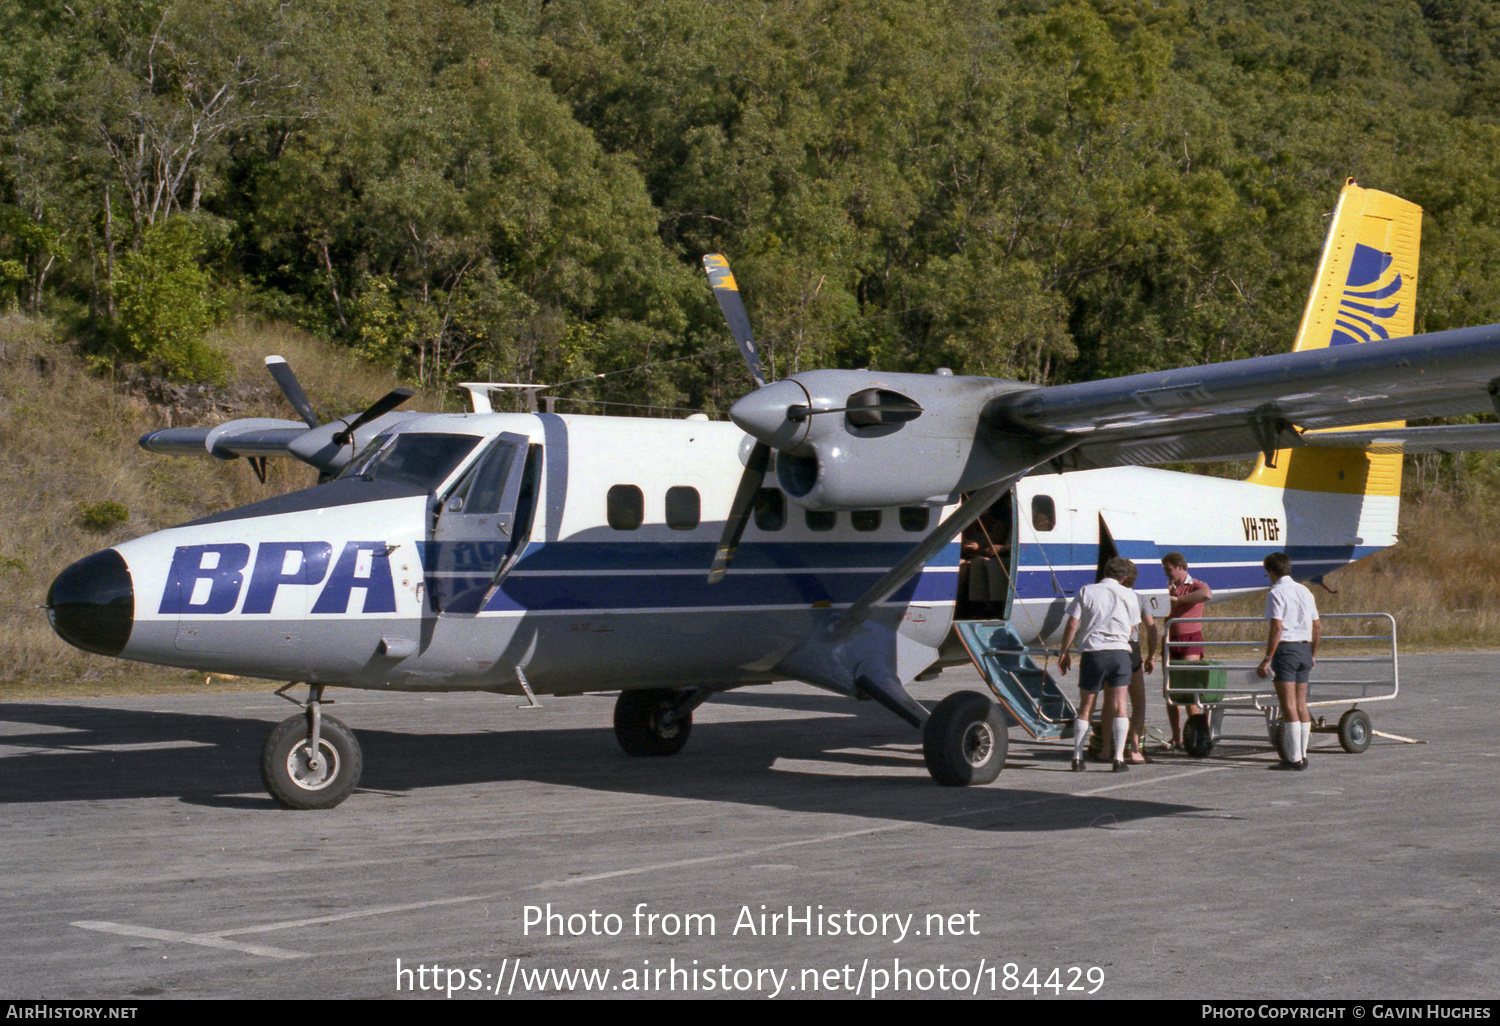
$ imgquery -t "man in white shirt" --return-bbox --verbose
[1256,551,1322,769]
[1057,556,1142,773]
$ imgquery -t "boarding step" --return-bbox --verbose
[955,620,1077,740]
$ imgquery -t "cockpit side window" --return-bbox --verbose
[449,443,521,514]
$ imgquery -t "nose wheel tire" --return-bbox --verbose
[261,713,363,809]
[614,688,692,756]
[923,690,1007,786]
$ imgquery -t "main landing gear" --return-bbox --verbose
[611,684,1009,787]
[613,687,713,757]
[923,691,1007,786]
[262,684,363,809]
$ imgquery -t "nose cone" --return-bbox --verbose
[46,549,134,657]
[728,378,813,452]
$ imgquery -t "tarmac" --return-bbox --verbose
[1,652,1496,1000]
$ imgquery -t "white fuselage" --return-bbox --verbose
[105,412,1396,694]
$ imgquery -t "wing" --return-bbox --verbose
[728,324,1500,509]
[981,323,1500,470]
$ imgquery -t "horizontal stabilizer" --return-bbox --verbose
[1300,423,1500,454]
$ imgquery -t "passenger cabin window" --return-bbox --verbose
[338,433,480,491]
[1031,495,1057,533]
[899,506,930,532]
[665,486,701,530]
[753,489,785,531]
[805,509,836,532]
[851,510,881,532]
[608,485,644,530]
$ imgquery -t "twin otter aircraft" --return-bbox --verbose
[45,181,1500,807]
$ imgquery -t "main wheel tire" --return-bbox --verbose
[1338,709,1373,754]
[261,713,362,810]
[614,688,692,756]
[923,691,1007,786]
[1183,712,1214,758]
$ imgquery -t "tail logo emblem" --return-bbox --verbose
[1332,243,1402,346]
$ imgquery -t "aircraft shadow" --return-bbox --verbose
[0,699,1204,832]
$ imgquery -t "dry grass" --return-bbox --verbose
[214,317,425,420]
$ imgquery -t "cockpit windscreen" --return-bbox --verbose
[339,433,480,491]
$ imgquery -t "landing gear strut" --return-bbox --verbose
[262,684,363,809]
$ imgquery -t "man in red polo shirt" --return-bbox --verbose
[1162,552,1213,751]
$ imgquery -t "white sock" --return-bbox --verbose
[1283,721,1302,763]
[1112,718,1129,762]
[1073,719,1089,761]
[1300,721,1312,758]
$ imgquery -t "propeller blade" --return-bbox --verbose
[708,441,771,584]
[332,388,416,446]
[703,254,767,388]
[264,356,320,428]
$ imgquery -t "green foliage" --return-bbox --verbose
[77,499,129,531]
[7,0,1500,408]
[111,216,228,382]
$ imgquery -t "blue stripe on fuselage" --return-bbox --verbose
[432,566,957,614]
[1011,544,1380,599]
[413,536,1376,614]
[420,539,958,573]
[417,539,961,613]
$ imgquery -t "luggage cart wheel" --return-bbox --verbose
[1183,713,1213,758]
[1337,709,1373,754]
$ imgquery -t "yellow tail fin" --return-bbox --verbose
[1247,179,1422,496]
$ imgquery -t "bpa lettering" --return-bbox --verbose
[159,542,396,615]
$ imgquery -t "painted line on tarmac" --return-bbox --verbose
[69,767,1242,953]
[531,768,1239,889]
[529,821,919,890]
[71,920,308,959]
[213,895,503,937]
[1077,765,1235,796]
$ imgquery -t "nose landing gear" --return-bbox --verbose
[262,684,363,809]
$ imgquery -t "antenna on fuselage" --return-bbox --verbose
[459,382,552,414]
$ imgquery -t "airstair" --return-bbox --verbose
[955,621,1076,740]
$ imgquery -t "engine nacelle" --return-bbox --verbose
[731,370,1040,510]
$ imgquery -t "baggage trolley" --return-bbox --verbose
[1162,613,1398,759]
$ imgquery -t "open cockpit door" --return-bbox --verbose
[428,432,540,613]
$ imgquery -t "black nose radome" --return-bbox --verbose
[47,549,134,657]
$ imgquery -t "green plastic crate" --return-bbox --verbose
[1167,661,1228,705]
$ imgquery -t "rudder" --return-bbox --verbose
[1246,179,1421,503]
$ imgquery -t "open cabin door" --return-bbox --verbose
[954,487,1018,621]
[428,432,540,614]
